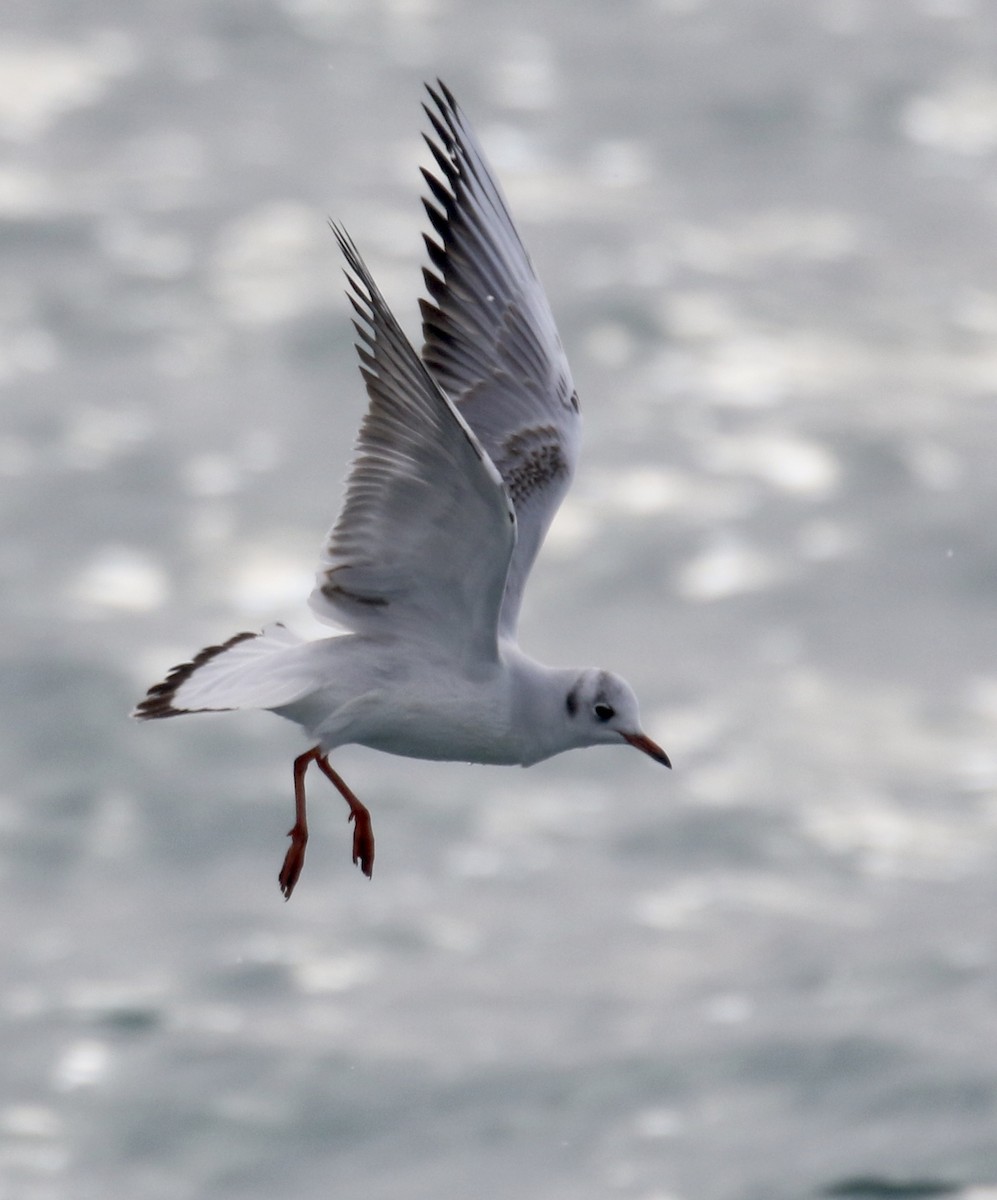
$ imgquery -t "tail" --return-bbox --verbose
[132,623,312,718]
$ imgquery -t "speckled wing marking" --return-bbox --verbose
[308,225,516,665]
[419,81,582,638]
[496,424,570,508]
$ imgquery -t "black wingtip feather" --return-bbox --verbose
[422,131,457,183]
[422,233,448,272]
[435,79,457,109]
[422,267,446,302]
[417,297,440,322]
[420,167,452,210]
[423,106,455,155]
[422,200,449,240]
[426,79,459,132]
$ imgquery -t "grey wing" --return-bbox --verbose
[309,225,516,667]
[419,81,581,640]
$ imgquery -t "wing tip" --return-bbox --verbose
[424,77,454,111]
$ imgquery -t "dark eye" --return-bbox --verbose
[593,702,615,722]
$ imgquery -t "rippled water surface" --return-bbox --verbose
[3,2,997,1198]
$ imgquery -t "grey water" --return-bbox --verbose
[2,2,997,1197]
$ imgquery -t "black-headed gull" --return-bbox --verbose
[134,82,669,898]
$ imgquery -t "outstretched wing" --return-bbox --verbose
[309,226,516,667]
[419,81,581,639]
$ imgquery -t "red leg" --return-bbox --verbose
[314,754,375,879]
[278,747,375,898]
[278,747,319,900]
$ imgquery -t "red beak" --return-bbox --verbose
[622,731,671,768]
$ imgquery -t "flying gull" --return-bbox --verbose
[134,82,669,898]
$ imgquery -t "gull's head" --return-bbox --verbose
[564,669,670,768]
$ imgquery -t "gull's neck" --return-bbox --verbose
[502,645,581,766]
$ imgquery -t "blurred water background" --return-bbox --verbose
[3,1,997,1198]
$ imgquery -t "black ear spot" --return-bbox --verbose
[593,702,615,722]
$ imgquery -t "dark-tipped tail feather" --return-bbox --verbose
[132,631,258,719]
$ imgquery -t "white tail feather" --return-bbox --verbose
[134,623,315,717]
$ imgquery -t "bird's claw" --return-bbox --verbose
[279,824,307,900]
[348,809,375,879]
